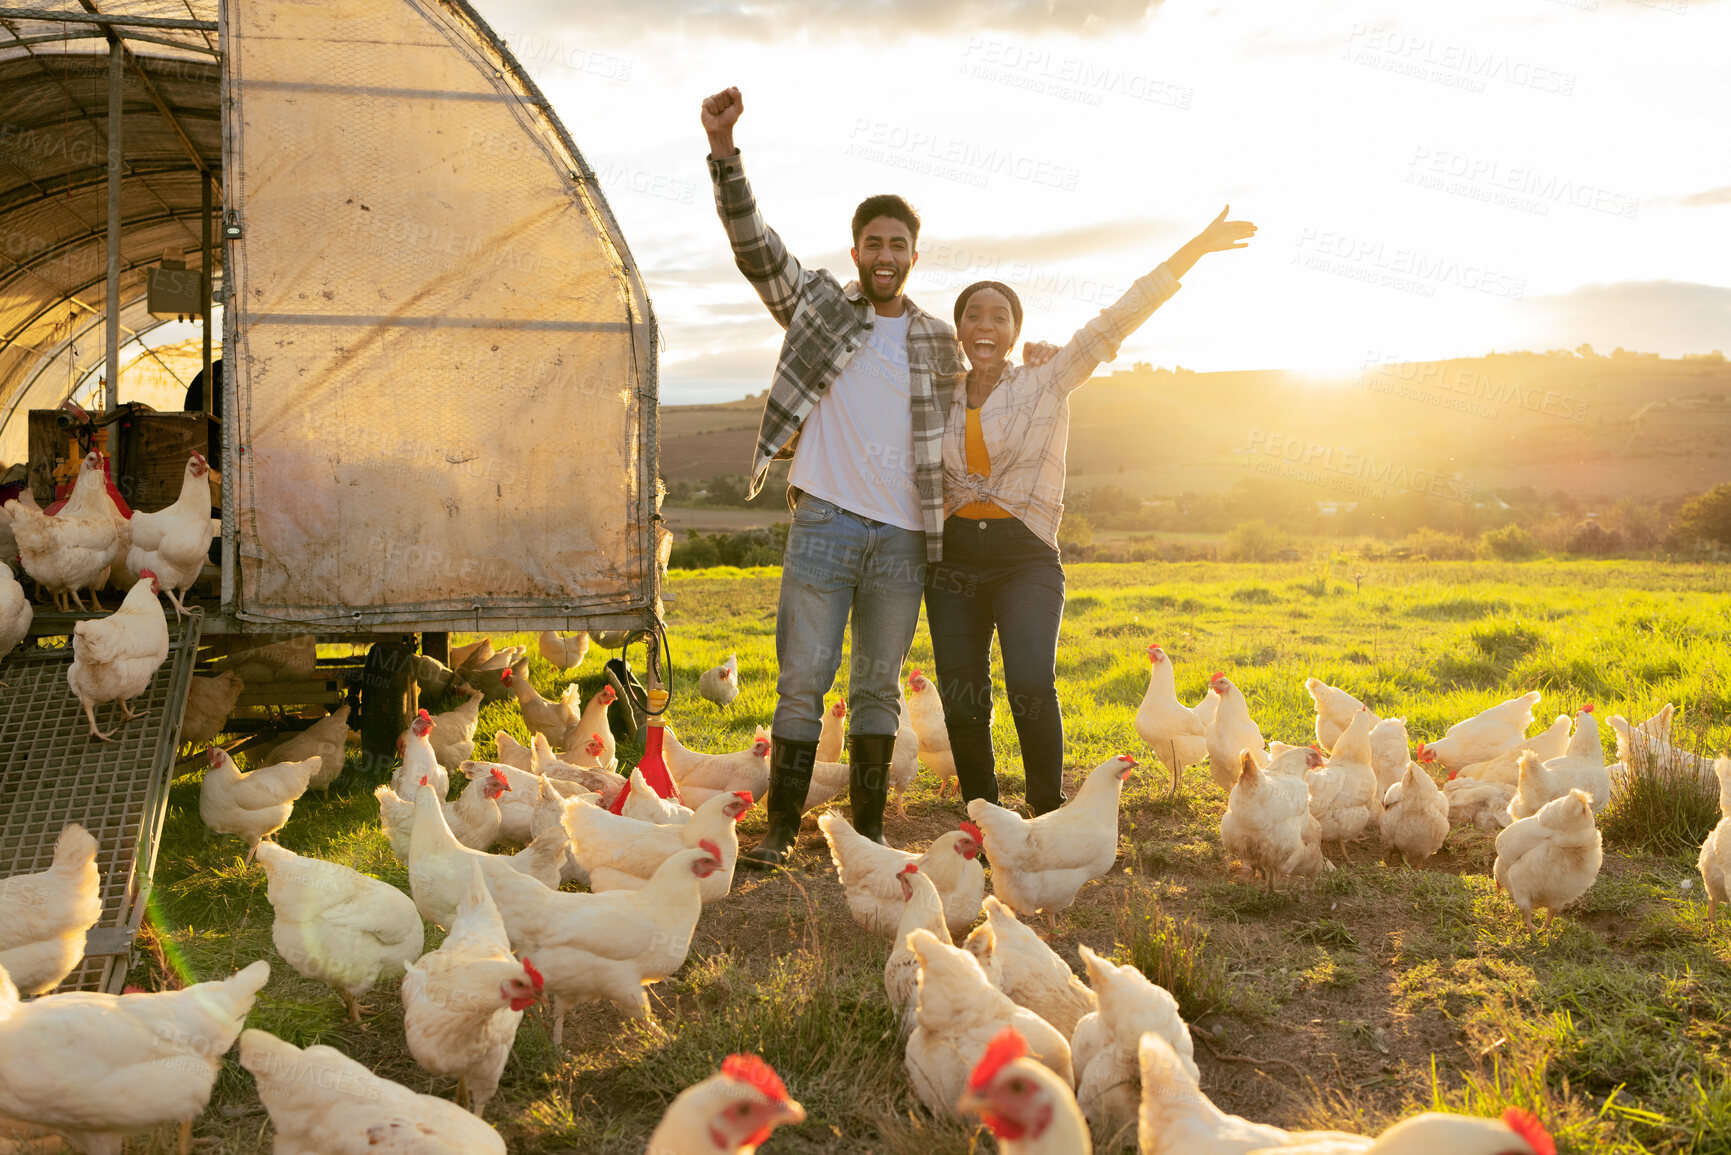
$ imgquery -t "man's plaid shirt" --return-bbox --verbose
[708,151,965,563]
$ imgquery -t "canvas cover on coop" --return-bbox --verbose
[222,0,658,631]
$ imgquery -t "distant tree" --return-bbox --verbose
[1576,343,1598,358]
[1223,519,1286,562]
[1058,514,1094,551]
[1567,520,1622,556]
[1672,484,1731,549]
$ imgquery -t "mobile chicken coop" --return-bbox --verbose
[0,0,661,992]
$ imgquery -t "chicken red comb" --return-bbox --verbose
[139,568,157,580]
[832,700,847,715]
[969,1027,1028,1093]
[598,685,616,703]
[1415,741,1436,762]
[732,790,754,808]
[522,957,545,991]
[698,838,721,860]
[721,1054,788,1103]
[899,862,919,875]
[959,820,984,843]
[490,768,511,788]
[501,667,513,684]
[1581,703,1594,713]
[207,747,222,766]
[1447,767,1459,781]
[418,708,431,720]
[1501,1108,1555,1155]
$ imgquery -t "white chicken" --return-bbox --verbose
[1135,1031,1555,1155]
[906,668,958,797]
[121,453,212,617]
[1610,704,1714,784]
[885,865,950,1032]
[817,698,847,763]
[1204,674,1267,791]
[967,755,1135,932]
[818,813,984,938]
[890,697,921,816]
[0,958,269,1155]
[255,841,424,1022]
[800,755,852,814]
[621,766,694,825]
[1444,767,1517,832]
[402,864,542,1117]
[1420,689,1541,772]
[1507,707,1610,819]
[238,1028,507,1154]
[376,764,511,858]
[485,843,721,1046]
[1070,944,1196,1150]
[1221,746,1328,893]
[6,452,122,612]
[1305,707,1380,862]
[67,572,169,741]
[405,780,560,928]
[502,666,579,746]
[0,561,33,662]
[645,1054,806,1155]
[903,928,1072,1117]
[0,824,102,996]
[268,704,353,794]
[537,629,589,670]
[1305,677,1378,752]
[957,1027,1091,1155]
[559,683,618,769]
[1379,761,1450,867]
[530,733,626,803]
[960,896,1095,1037]
[401,684,486,772]
[664,724,772,806]
[392,709,449,801]
[178,671,244,750]
[198,746,317,862]
[1698,757,1731,923]
[697,652,740,707]
[492,730,534,771]
[1135,643,1214,794]
[1453,713,1571,786]
[1367,716,1410,796]
[1494,788,1603,933]
[565,791,748,903]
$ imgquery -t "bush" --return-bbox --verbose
[1396,528,1476,560]
[1672,483,1731,549]
[1601,748,1721,856]
[1222,519,1286,562]
[1566,520,1622,556]
[1480,523,1538,560]
[669,536,720,569]
[1115,887,1230,1020]
[1058,513,1094,551]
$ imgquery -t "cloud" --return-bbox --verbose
[1676,186,1731,208]
[1522,280,1731,355]
[499,0,1164,41]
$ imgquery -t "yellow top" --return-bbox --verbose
[954,406,1013,519]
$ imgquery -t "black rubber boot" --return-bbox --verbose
[739,737,817,871]
[848,733,897,846]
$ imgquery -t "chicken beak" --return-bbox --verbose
[954,1088,989,1117]
[772,1099,807,1128]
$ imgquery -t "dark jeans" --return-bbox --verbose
[924,515,1066,814]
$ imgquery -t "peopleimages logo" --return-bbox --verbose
[1243,428,1475,503]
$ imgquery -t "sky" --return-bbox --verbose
[468,0,1730,404]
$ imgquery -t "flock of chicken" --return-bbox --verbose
[1,606,1724,1151]
[0,451,218,741]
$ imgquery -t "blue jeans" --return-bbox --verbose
[924,515,1066,814]
[773,493,927,743]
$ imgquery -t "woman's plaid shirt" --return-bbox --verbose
[708,151,966,563]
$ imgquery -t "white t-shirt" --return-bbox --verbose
[787,310,922,530]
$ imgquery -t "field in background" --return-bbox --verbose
[128,560,1731,1153]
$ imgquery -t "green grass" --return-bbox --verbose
[119,558,1731,1152]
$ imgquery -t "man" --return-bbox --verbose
[702,86,968,867]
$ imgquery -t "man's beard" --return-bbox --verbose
[857,261,909,304]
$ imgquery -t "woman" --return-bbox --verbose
[925,207,1256,814]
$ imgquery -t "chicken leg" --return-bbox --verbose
[82,698,118,742]
[1167,740,1182,796]
[178,1117,193,1154]
[340,989,369,1023]
[88,587,105,612]
[68,589,86,611]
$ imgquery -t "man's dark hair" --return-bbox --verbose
[852,195,921,249]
